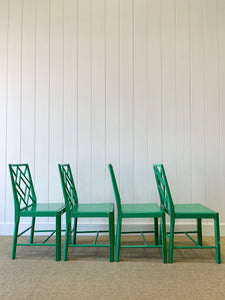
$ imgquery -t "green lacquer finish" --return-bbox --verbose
[58,164,114,262]
[20,203,65,216]
[9,164,65,261]
[108,164,167,263]
[153,164,221,264]
[173,203,218,217]
[72,203,114,217]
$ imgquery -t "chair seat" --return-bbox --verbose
[174,203,217,218]
[71,203,114,217]
[121,203,162,218]
[20,203,65,217]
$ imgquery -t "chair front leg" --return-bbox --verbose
[30,217,36,244]
[109,212,115,262]
[214,213,221,264]
[197,218,202,246]
[169,217,175,263]
[154,217,159,245]
[116,216,122,262]
[11,217,20,260]
[55,212,61,261]
[73,217,77,245]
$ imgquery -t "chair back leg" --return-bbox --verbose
[116,217,122,262]
[64,222,71,261]
[161,213,167,264]
[109,212,115,262]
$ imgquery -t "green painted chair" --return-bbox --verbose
[153,164,221,264]
[58,164,114,262]
[9,164,65,261]
[108,164,167,263]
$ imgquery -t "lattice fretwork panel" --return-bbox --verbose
[61,165,77,209]
[10,165,35,210]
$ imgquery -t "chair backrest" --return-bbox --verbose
[9,164,36,212]
[108,164,122,215]
[58,164,78,211]
[153,164,174,216]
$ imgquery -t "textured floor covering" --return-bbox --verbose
[0,235,225,300]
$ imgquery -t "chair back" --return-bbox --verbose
[58,164,78,212]
[9,164,37,213]
[108,164,122,215]
[153,164,174,216]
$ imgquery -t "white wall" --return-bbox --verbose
[0,0,225,235]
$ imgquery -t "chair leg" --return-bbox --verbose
[214,213,221,264]
[197,218,202,246]
[116,216,122,262]
[64,221,71,261]
[169,217,175,263]
[68,222,71,245]
[11,218,19,260]
[73,217,77,245]
[30,217,36,244]
[55,212,61,261]
[161,212,167,264]
[154,218,159,245]
[159,221,162,245]
[109,212,114,262]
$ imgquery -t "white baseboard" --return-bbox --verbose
[1,222,225,236]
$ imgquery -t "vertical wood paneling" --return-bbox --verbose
[105,0,120,202]
[0,0,9,223]
[218,0,225,221]
[6,0,23,222]
[62,0,78,226]
[49,0,64,205]
[21,0,36,171]
[35,0,50,207]
[1,0,225,231]
[148,0,162,203]
[190,0,206,205]
[176,0,191,204]
[120,0,134,207]
[204,0,221,212]
[77,0,92,204]
[63,0,78,177]
[91,0,106,205]
[161,0,177,200]
[133,0,148,203]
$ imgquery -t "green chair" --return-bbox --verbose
[58,164,114,262]
[108,164,167,263]
[153,164,221,264]
[9,164,65,261]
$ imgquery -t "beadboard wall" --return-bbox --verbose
[0,0,225,235]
